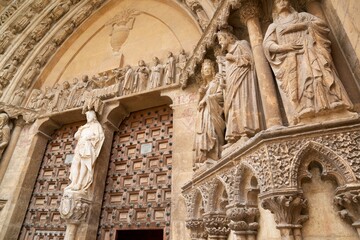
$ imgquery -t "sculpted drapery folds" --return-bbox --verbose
[263,0,352,122]
[66,111,104,192]
[217,29,260,146]
[0,113,10,160]
[194,59,225,165]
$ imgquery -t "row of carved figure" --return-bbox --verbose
[19,50,188,113]
[194,0,353,166]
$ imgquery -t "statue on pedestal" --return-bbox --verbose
[217,29,260,147]
[194,59,225,166]
[65,111,104,192]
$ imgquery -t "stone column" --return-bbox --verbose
[203,212,230,240]
[0,117,25,184]
[226,203,259,240]
[334,186,360,237]
[261,193,308,240]
[239,0,282,128]
[185,219,208,240]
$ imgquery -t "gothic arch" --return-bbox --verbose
[0,0,207,104]
[289,141,357,188]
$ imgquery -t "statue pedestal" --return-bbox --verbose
[59,190,92,240]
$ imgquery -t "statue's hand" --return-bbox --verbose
[279,43,303,53]
[225,53,235,62]
[198,100,206,110]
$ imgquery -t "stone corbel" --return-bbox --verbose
[334,186,360,237]
[186,219,208,240]
[59,191,91,240]
[261,192,308,240]
[226,203,259,240]
[203,212,230,240]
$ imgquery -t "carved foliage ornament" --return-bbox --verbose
[261,193,308,227]
[203,212,230,236]
[335,188,360,227]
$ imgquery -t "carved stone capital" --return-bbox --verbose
[261,193,308,227]
[203,212,230,238]
[239,0,260,25]
[59,190,91,225]
[225,204,259,233]
[335,187,360,231]
[186,219,208,240]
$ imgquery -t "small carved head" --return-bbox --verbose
[201,59,215,80]
[82,75,89,82]
[153,57,160,64]
[217,29,236,51]
[85,110,97,123]
[0,113,9,128]
[138,60,146,66]
[272,0,296,20]
[63,81,70,89]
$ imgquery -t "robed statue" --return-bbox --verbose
[217,29,260,147]
[194,59,225,166]
[66,111,105,192]
[263,0,352,123]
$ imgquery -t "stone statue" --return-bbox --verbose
[57,81,71,111]
[0,113,10,159]
[122,65,134,95]
[135,60,149,92]
[0,59,18,89]
[164,51,176,85]
[194,59,225,165]
[66,111,104,192]
[149,57,163,89]
[217,29,260,147]
[30,17,53,42]
[177,49,187,70]
[263,0,352,123]
[22,62,41,88]
[0,28,16,54]
[11,84,26,106]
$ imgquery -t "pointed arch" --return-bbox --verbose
[289,141,357,187]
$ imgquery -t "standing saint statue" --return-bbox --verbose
[66,111,105,192]
[263,0,352,123]
[194,59,225,166]
[217,29,260,147]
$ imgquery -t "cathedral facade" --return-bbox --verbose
[0,0,360,239]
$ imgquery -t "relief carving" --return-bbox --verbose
[0,28,16,54]
[59,191,91,224]
[335,188,360,236]
[149,57,163,89]
[185,0,209,30]
[217,28,260,148]
[203,212,230,239]
[186,219,208,240]
[263,0,353,124]
[106,9,141,53]
[225,204,259,237]
[0,113,10,160]
[194,59,225,167]
[164,52,176,85]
